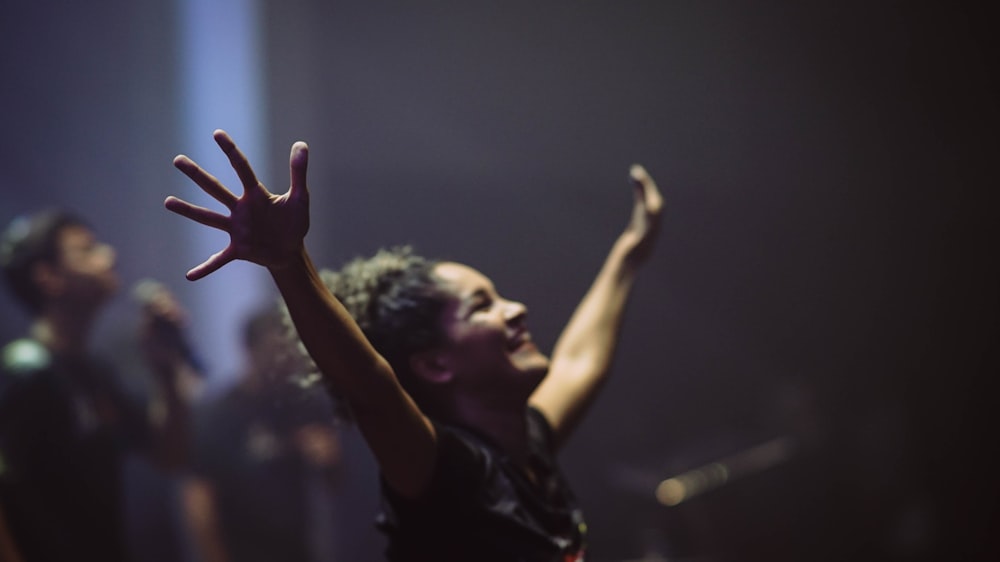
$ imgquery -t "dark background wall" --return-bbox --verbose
[2,1,997,561]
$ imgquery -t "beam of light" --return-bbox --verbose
[176,0,268,388]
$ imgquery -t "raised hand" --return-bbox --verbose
[529,163,665,444]
[165,130,310,280]
[620,164,664,266]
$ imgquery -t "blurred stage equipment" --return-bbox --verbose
[655,436,795,506]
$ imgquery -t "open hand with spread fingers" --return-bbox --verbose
[165,129,311,280]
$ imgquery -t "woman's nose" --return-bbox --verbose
[503,299,527,323]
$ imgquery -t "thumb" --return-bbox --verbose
[289,141,309,200]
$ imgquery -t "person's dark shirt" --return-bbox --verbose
[376,407,587,562]
[190,378,341,562]
[0,338,149,561]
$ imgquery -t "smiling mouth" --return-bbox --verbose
[508,332,534,351]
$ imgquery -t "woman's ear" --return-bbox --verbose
[409,349,454,385]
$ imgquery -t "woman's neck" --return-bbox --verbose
[447,399,532,465]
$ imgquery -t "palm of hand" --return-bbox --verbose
[232,186,309,269]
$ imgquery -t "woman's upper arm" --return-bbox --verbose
[350,357,439,500]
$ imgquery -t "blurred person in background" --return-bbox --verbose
[0,209,198,562]
[182,302,344,562]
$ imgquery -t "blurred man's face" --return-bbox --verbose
[51,225,119,306]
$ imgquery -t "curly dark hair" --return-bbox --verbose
[281,246,450,422]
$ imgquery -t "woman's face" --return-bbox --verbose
[430,262,549,396]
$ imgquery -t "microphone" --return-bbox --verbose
[132,278,205,374]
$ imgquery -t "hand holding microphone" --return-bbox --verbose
[133,279,204,375]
